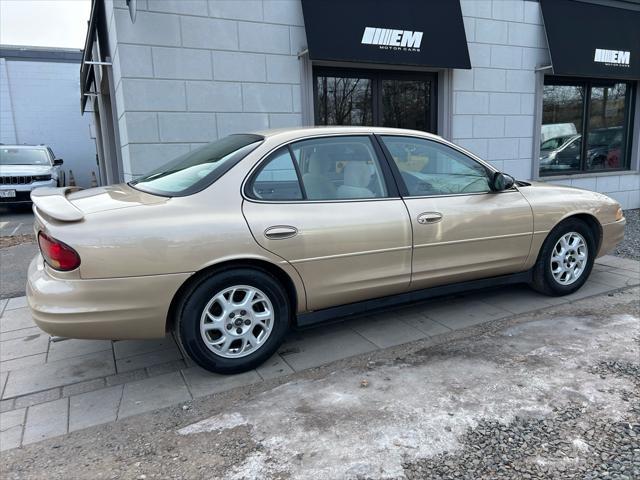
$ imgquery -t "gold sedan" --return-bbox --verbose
[27,127,626,374]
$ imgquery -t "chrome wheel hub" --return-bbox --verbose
[550,232,588,286]
[200,285,274,359]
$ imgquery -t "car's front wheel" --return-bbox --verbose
[176,268,290,374]
[531,218,596,296]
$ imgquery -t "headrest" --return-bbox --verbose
[343,161,370,188]
[307,151,328,175]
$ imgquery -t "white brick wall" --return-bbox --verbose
[110,0,305,177]
[454,0,544,180]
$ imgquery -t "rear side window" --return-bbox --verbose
[292,136,388,200]
[249,148,303,201]
[246,136,390,201]
[130,134,263,196]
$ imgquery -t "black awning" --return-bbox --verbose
[541,0,640,80]
[300,0,470,69]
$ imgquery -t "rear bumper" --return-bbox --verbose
[598,218,626,257]
[27,255,192,340]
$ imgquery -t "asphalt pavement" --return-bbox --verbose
[0,206,37,299]
[0,205,35,237]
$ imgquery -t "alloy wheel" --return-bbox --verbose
[199,285,274,358]
[550,232,588,285]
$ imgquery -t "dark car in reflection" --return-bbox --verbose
[540,127,623,173]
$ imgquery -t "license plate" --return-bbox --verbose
[0,190,16,198]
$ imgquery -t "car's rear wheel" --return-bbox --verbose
[176,268,290,374]
[530,218,596,296]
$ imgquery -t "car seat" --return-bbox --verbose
[337,162,374,199]
[302,151,337,200]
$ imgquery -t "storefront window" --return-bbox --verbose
[314,68,437,133]
[316,76,373,126]
[540,78,634,176]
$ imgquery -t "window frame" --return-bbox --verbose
[245,146,305,201]
[374,134,505,199]
[313,67,438,133]
[243,134,401,203]
[540,76,636,177]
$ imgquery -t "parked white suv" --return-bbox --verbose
[0,145,64,204]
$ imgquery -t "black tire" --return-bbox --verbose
[176,268,290,374]
[530,218,596,296]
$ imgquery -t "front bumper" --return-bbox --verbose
[0,180,57,203]
[27,255,193,340]
[598,217,626,257]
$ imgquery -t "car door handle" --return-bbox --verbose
[264,225,298,240]
[417,212,443,224]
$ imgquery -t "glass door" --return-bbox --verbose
[314,68,437,133]
[381,76,434,132]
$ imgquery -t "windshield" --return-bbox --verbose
[129,134,263,196]
[0,148,51,166]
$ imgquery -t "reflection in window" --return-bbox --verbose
[540,85,584,174]
[316,76,373,126]
[540,79,633,176]
[586,84,627,171]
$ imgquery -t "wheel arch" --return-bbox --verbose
[558,212,603,253]
[165,258,303,333]
[533,212,603,267]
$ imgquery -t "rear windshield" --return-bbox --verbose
[0,148,51,166]
[129,134,263,196]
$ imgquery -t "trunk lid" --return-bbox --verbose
[31,184,167,222]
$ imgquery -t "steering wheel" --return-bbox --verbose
[401,171,435,195]
[460,178,489,193]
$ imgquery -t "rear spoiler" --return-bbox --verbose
[31,187,84,222]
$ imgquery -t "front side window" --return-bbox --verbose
[381,136,491,196]
[540,78,634,176]
[0,148,51,166]
[130,134,263,196]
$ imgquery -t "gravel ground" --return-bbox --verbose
[404,360,640,480]
[2,287,638,480]
[614,209,640,261]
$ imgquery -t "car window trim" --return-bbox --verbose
[374,134,504,199]
[243,133,400,203]
[287,144,308,200]
[245,146,305,201]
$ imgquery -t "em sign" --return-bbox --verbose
[594,48,631,66]
[361,27,423,51]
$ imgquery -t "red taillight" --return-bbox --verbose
[38,232,81,271]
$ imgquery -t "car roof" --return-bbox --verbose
[251,126,444,141]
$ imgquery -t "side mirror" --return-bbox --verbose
[54,158,64,166]
[491,172,515,191]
